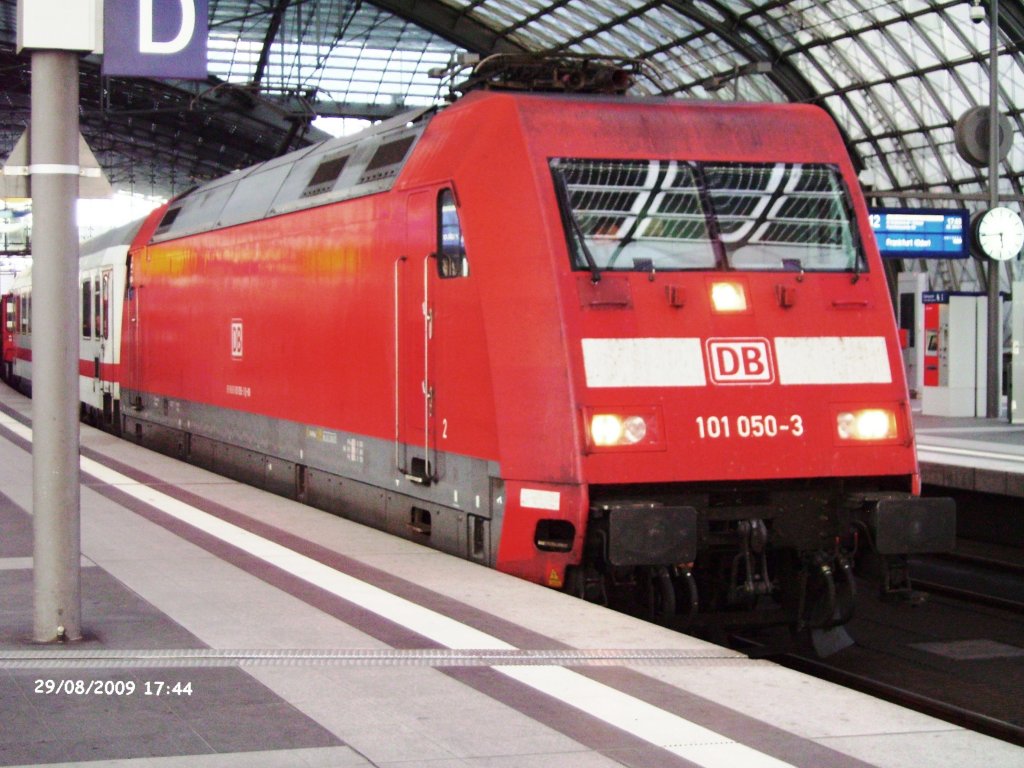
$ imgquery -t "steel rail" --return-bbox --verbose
[781,651,1024,748]
[733,635,1024,749]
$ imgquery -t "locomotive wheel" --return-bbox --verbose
[800,552,842,629]
[642,566,676,624]
[674,569,700,627]
[565,564,606,604]
[828,555,857,628]
[565,565,586,599]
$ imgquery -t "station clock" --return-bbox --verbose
[971,206,1024,261]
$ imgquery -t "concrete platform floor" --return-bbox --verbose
[2,384,1023,768]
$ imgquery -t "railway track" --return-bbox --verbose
[909,547,1024,613]
[734,543,1024,748]
[776,649,1024,748]
[732,624,1024,748]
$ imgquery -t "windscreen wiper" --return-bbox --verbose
[552,169,602,283]
[840,179,864,284]
[691,163,729,270]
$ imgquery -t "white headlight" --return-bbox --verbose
[590,414,624,446]
[837,409,897,441]
[587,409,661,450]
[710,281,747,312]
[621,415,648,444]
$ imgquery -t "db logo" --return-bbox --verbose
[706,338,774,384]
[231,319,243,359]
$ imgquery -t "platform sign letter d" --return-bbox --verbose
[140,0,196,54]
[103,0,208,80]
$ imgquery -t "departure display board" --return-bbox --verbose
[868,207,969,259]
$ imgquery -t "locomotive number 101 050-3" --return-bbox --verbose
[695,414,805,439]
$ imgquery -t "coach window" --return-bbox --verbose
[93,276,103,339]
[82,279,92,338]
[437,189,469,279]
[101,271,111,339]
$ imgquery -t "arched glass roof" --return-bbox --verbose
[1,0,1022,290]
[199,2,1024,204]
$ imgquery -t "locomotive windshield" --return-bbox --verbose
[550,158,866,274]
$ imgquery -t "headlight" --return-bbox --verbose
[621,415,648,443]
[710,281,748,313]
[591,414,627,446]
[587,408,661,450]
[836,408,897,441]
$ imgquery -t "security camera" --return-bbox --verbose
[969,3,985,23]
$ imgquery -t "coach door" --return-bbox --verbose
[91,269,112,388]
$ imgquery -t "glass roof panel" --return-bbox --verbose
[824,94,870,142]
[886,20,944,72]
[561,0,610,30]
[915,12,973,61]
[923,67,974,117]
[786,50,841,95]
[207,0,464,109]
[632,7,702,49]
[833,32,889,84]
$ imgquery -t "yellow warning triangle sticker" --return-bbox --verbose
[547,568,563,588]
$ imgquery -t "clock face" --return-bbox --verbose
[974,206,1024,261]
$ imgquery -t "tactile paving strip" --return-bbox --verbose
[0,647,753,669]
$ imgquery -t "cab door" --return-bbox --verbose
[397,189,438,483]
[396,187,470,484]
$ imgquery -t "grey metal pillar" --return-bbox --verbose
[1012,281,1023,425]
[987,0,1001,418]
[31,49,82,643]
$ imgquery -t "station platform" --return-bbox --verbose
[2,383,1023,768]
[913,405,1024,497]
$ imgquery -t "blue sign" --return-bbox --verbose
[868,207,969,259]
[103,0,208,79]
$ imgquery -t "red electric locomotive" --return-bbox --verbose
[52,60,958,631]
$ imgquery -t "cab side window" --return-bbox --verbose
[437,189,469,279]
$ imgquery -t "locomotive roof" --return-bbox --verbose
[142,89,833,246]
[149,105,436,244]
